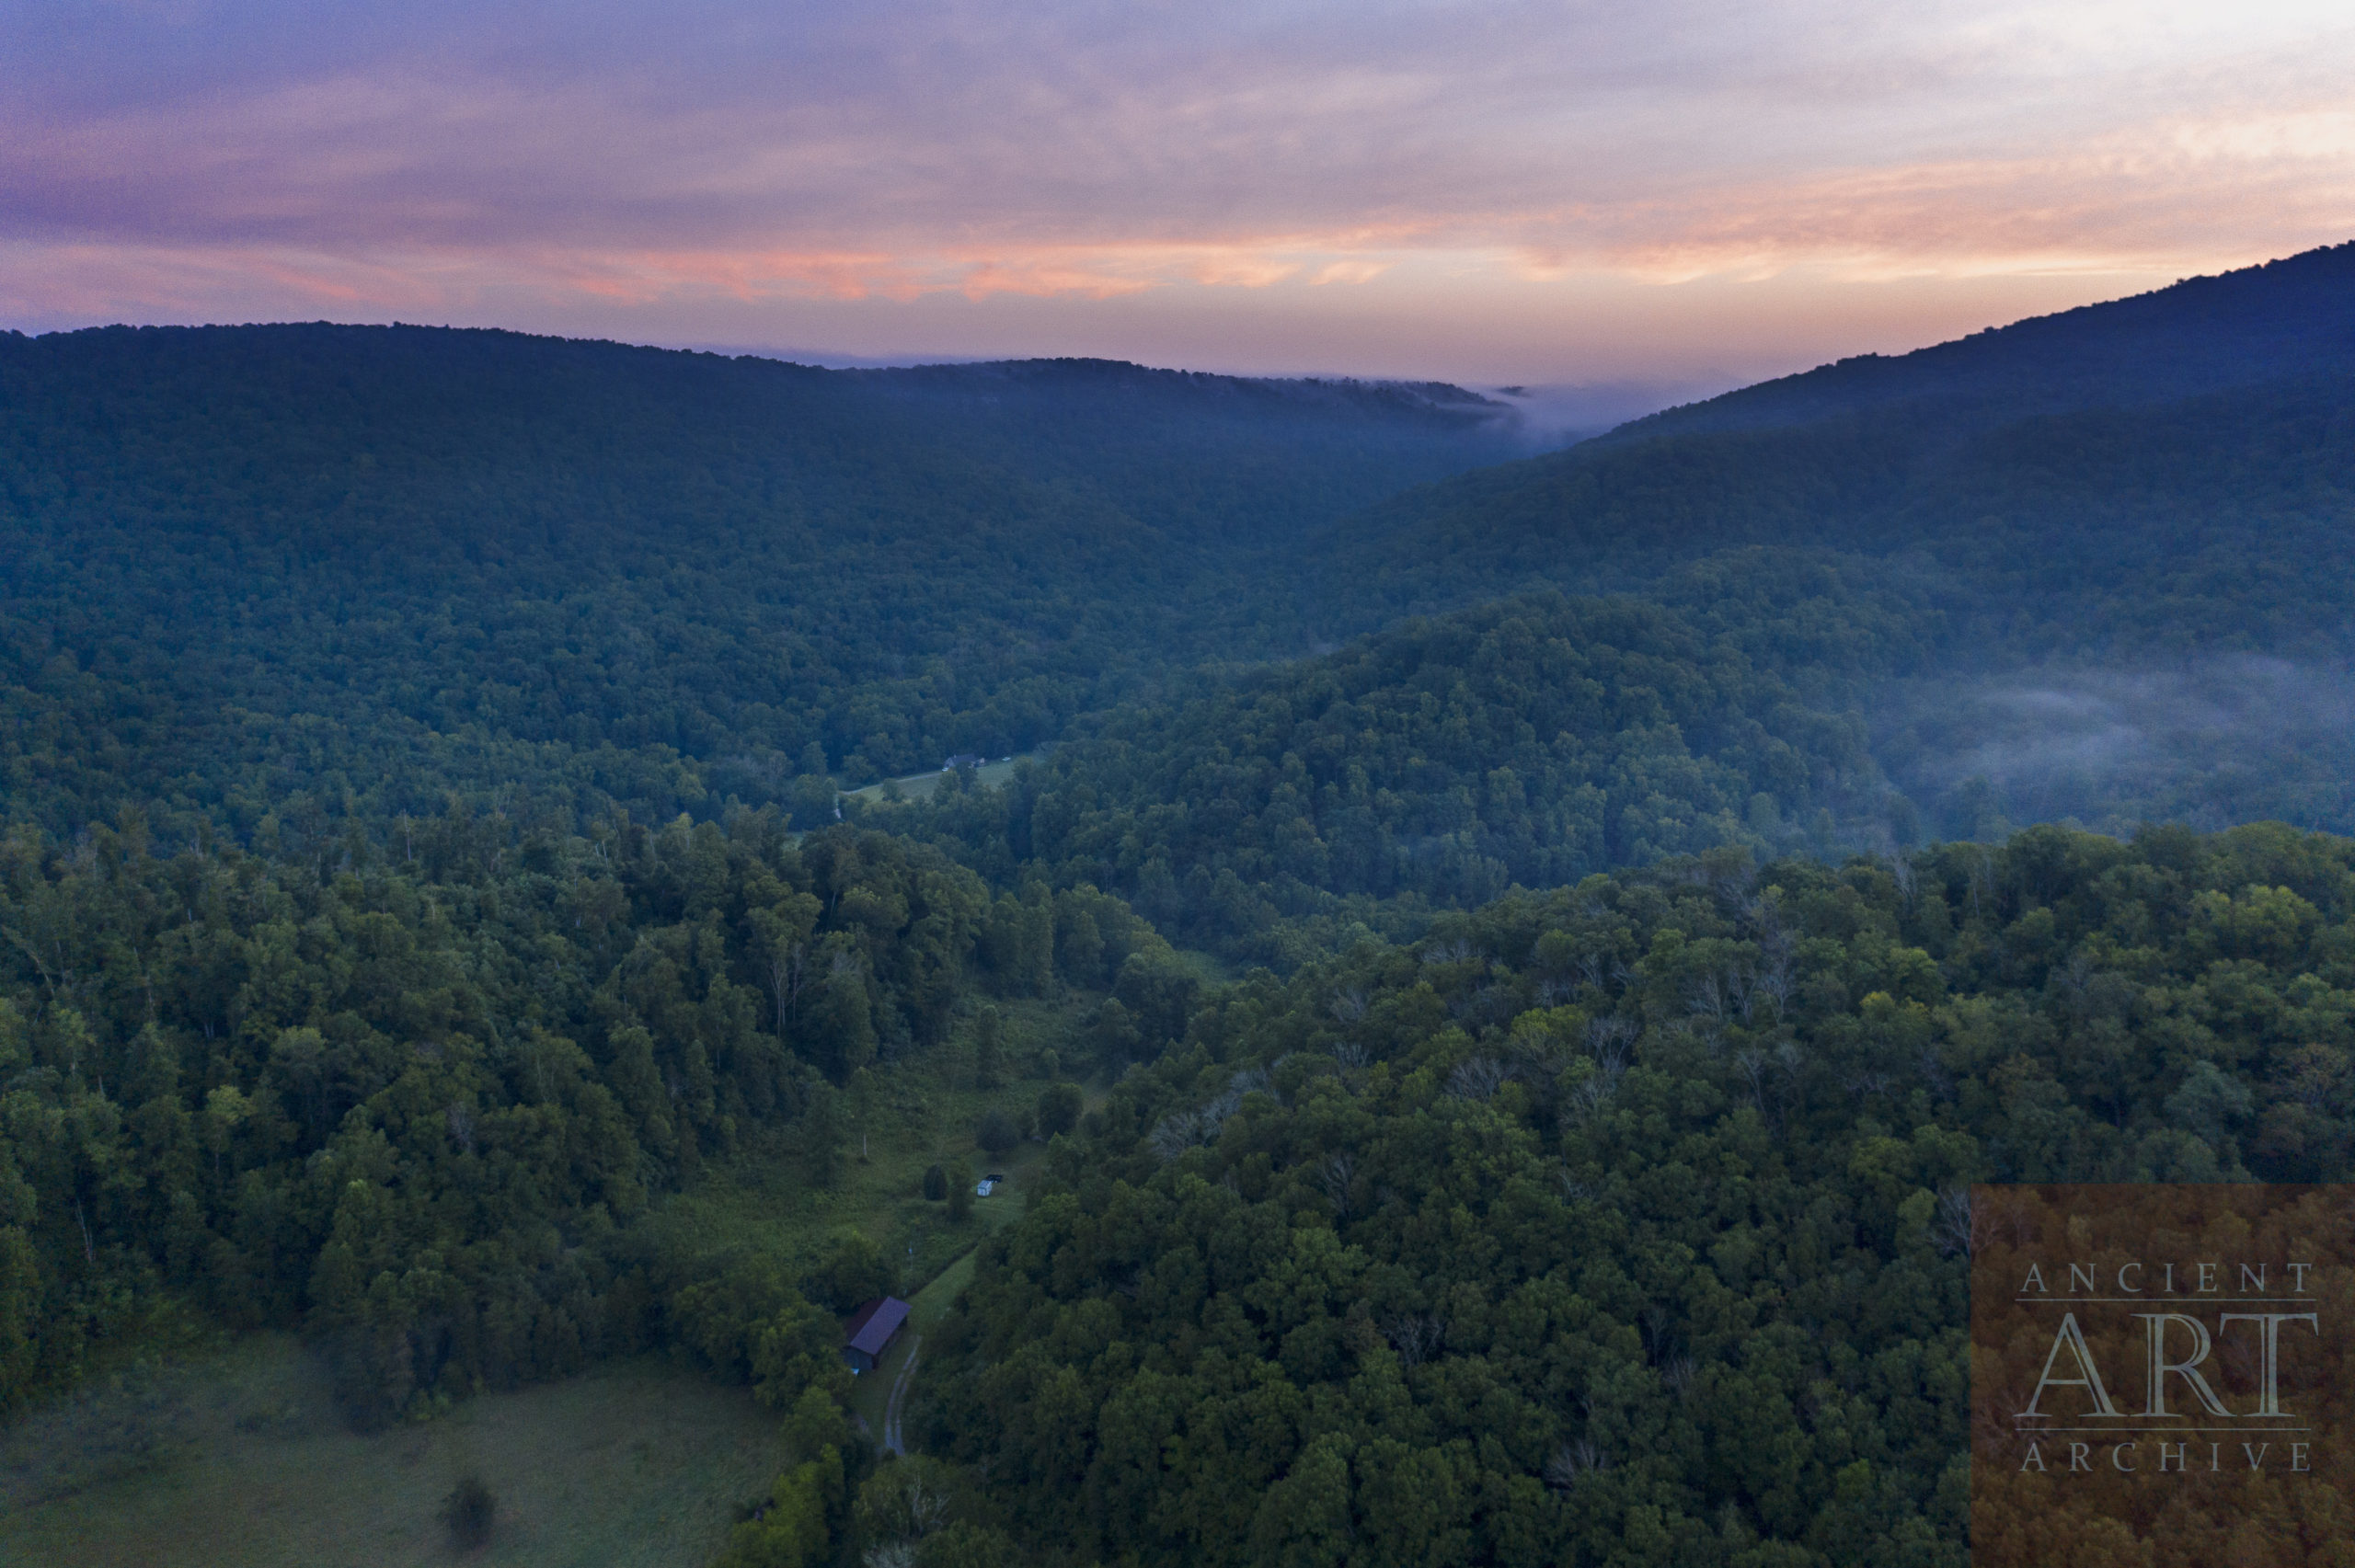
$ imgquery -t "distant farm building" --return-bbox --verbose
[941,753,982,772]
[842,1296,912,1375]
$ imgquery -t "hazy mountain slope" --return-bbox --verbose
[1321,368,2355,647]
[1293,243,2355,850]
[0,325,1518,834]
[1615,238,2355,441]
[855,356,1511,547]
[1317,241,2355,622]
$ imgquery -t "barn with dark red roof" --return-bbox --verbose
[842,1296,911,1374]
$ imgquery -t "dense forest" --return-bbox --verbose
[6,243,2355,1565]
[0,795,1212,1447]
[1614,241,2355,442]
[0,327,1521,835]
[1322,367,2355,653]
[888,553,1935,963]
[10,254,2353,859]
[916,821,2355,1567]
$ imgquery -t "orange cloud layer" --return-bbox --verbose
[5,0,2350,377]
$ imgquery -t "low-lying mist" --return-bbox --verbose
[1484,378,1735,447]
[1877,655,2355,841]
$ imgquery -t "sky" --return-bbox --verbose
[5,0,2353,389]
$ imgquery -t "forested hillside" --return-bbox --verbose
[891,553,1938,963]
[9,255,2354,860]
[1296,246,2355,841]
[914,821,2355,1567]
[1310,242,2355,636]
[0,802,1180,1427]
[0,326,1519,836]
[1322,370,2355,646]
[1614,241,2355,441]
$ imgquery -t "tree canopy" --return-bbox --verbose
[920,822,2355,1565]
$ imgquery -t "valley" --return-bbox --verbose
[4,243,2354,1566]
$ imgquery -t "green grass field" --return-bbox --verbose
[841,1154,1036,1443]
[0,1338,789,1568]
[638,995,1076,1299]
[839,752,1033,807]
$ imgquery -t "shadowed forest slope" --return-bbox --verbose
[1615,240,2355,441]
[891,553,1940,961]
[1286,245,2355,842]
[0,326,1521,835]
[1316,243,2355,608]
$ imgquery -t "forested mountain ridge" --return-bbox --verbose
[0,325,1522,838]
[850,355,1510,550]
[1614,239,2355,441]
[1287,244,2355,843]
[1316,343,2355,645]
[1313,241,2355,620]
[0,327,1511,558]
[9,258,2351,864]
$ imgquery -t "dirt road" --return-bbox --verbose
[881,1334,921,1455]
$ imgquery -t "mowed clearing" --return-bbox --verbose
[839,752,1033,807]
[1,1337,787,1568]
[843,1141,1040,1445]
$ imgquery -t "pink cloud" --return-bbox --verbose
[4,0,2349,376]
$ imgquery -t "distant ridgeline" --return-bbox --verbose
[6,248,2355,864]
[0,326,1521,837]
[1320,239,2355,635]
[1281,241,2355,843]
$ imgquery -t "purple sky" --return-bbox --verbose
[6,1,2351,386]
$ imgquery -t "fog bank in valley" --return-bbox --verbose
[1877,655,2355,842]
